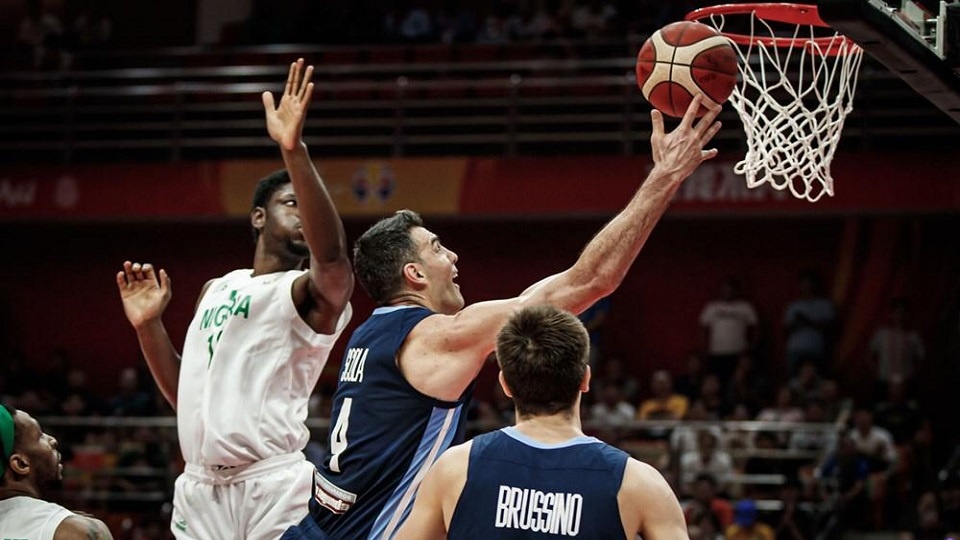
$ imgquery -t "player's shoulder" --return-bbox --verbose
[55,515,114,540]
[621,456,674,499]
[422,441,472,489]
[436,440,473,469]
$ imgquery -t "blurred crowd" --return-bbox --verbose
[0,266,956,539]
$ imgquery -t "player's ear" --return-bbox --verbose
[251,207,266,231]
[498,371,514,398]
[402,263,425,285]
[580,365,591,393]
[9,452,29,475]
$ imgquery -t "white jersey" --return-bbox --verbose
[0,496,74,540]
[178,268,352,467]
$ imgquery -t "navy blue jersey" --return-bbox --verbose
[448,427,630,540]
[306,305,472,540]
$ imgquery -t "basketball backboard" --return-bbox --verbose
[818,0,960,124]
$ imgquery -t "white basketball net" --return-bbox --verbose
[700,11,864,202]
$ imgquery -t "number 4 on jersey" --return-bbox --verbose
[329,397,352,473]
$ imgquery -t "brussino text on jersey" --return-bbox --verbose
[495,485,584,536]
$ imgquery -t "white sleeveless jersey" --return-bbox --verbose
[178,268,352,467]
[0,496,74,540]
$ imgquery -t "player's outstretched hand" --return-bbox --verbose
[116,261,171,329]
[649,94,722,182]
[262,58,315,152]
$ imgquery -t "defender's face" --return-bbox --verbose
[15,411,63,485]
[262,184,309,259]
[410,226,463,314]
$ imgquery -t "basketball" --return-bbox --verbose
[635,21,738,118]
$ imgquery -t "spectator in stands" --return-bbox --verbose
[742,430,786,500]
[698,373,728,420]
[699,275,759,389]
[15,0,65,70]
[726,353,769,417]
[783,269,837,378]
[874,376,934,504]
[569,0,617,39]
[592,355,639,403]
[506,0,561,41]
[726,499,775,540]
[68,0,113,51]
[850,407,898,475]
[683,472,735,530]
[61,367,103,416]
[896,490,953,540]
[870,297,925,400]
[435,2,478,43]
[756,385,805,447]
[676,351,708,403]
[589,380,635,443]
[819,378,853,427]
[788,360,822,406]
[637,369,688,421]
[789,400,838,455]
[109,425,168,513]
[680,429,735,495]
[849,407,899,529]
[476,1,514,43]
[668,401,721,477]
[0,404,114,538]
[771,479,815,540]
[722,403,755,471]
[636,369,687,441]
[816,433,871,534]
[874,375,926,449]
[106,367,154,417]
[689,508,725,540]
[399,3,435,42]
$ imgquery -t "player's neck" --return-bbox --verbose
[386,293,434,311]
[513,410,584,443]
[252,245,305,276]
[0,483,40,501]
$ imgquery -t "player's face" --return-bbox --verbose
[410,226,463,314]
[15,411,63,486]
[264,183,309,259]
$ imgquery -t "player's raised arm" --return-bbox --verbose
[518,94,722,313]
[262,58,353,334]
[115,261,180,409]
[402,95,721,400]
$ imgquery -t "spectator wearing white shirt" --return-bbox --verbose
[680,429,735,496]
[848,407,899,530]
[699,276,758,389]
[589,380,635,445]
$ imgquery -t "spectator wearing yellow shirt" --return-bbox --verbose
[637,370,689,421]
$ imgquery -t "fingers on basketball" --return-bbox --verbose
[636,21,738,118]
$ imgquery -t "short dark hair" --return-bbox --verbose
[250,169,291,243]
[353,210,424,305]
[496,305,588,417]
